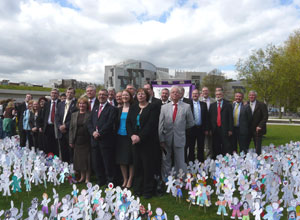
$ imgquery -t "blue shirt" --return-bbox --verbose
[217,100,223,108]
[193,101,202,126]
[136,114,141,128]
[23,109,31,131]
[118,112,128,136]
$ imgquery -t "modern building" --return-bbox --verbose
[44,79,97,90]
[104,59,169,91]
[174,70,207,89]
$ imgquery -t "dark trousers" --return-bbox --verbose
[24,130,33,148]
[232,127,249,154]
[212,127,232,158]
[44,124,59,156]
[32,131,39,149]
[91,138,115,186]
[153,139,162,176]
[19,129,27,147]
[38,132,46,152]
[185,125,205,162]
[59,133,73,163]
[133,143,154,196]
[250,132,262,155]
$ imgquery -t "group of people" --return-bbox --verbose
[0,83,268,199]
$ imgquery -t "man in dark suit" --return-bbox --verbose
[17,93,32,147]
[55,87,77,162]
[40,89,60,155]
[232,92,252,154]
[200,87,215,158]
[160,88,170,105]
[87,89,118,186]
[108,88,118,107]
[178,86,193,107]
[185,89,209,162]
[143,83,164,196]
[86,85,99,111]
[144,83,162,105]
[209,90,233,158]
[248,90,268,155]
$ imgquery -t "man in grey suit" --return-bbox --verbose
[159,86,194,179]
[232,92,252,153]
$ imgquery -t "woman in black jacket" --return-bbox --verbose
[126,88,156,199]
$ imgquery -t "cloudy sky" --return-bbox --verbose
[0,0,299,84]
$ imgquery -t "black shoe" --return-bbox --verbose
[143,194,152,199]
[134,192,142,197]
[155,188,164,197]
[97,181,106,187]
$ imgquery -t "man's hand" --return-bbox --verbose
[39,128,43,133]
[69,144,74,148]
[32,127,37,132]
[256,126,262,133]
[160,142,166,149]
[59,125,67,133]
[228,131,232,136]
[93,131,100,139]
[131,135,140,145]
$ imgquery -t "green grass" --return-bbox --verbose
[0,85,86,98]
[0,85,56,92]
[1,125,300,219]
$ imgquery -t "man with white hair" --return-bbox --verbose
[248,90,268,155]
[159,86,194,178]
[86,85,99,111]
[107,87,118,107]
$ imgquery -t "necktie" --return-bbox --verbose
[173,103,178,123]
[234,103,239,126]
[89,100,92,111]
[194,102,200,125]
[217,102,221,127]
[250,102,254,114]
[110,101,113,106]
[51,101,56,123]
[97,104,103,118]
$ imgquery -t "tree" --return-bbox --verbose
[236,29,300,117]
[236,44,279,106]
[201,69,226,98]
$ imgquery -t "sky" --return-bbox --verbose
[0,0,299,84]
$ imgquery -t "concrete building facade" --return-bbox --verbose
[104,59,169,91]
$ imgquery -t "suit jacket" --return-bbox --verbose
[41,99,61,134]
[232,102,252,136]
[250,100,268,135]
[88,98,99,112]
[161,100,171,105]
[182,97,193,110]
[159,101,194,148]
[55,99,78,139]
[87,102,118,145]
[126,103,156,145]
[69,111,91,145]
[17,102,27,131]
[150,97,162,105]
[199,97,215,111]
[191,100,209,131]
[29,111,39,130]
[209,99,233,134]
[108,99,118,107]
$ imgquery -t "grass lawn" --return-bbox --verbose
[1,125,300,219]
